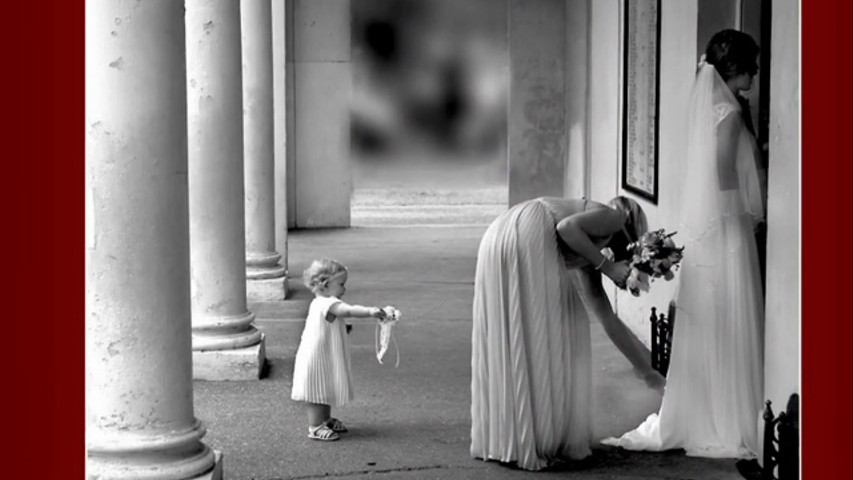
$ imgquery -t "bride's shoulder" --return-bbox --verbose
[711,89,740,124]
[713,102,739,125]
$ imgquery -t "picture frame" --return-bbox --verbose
[621,0,661,204]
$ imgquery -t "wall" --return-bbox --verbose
[507,0,568,205]
[286,0,351,228]
[618,0,700,338]
[564,0,590,199]
[763,0,800,412]
[588,0,698,342]
[588,0,621,203]
[588,0,801,409]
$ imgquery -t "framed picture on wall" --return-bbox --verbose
[621,0,661,204]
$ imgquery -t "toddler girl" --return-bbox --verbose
[291,258,388,441]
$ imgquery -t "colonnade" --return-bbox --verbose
[86,0,289,476]
[84,0,569,476]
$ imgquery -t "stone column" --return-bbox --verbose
[508,0,568,206]
[85,1,222,478]
[187,0,266,381]
[285,0,297,230]
[242,0,287,301]
[272,0,289,284]
[289,0,352,227]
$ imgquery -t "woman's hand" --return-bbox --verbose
[575,269,657,380]
[602,260,631,287]
[635,367,666,392]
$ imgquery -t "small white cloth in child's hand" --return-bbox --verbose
[381,306,400,323]
[376,306,401,366]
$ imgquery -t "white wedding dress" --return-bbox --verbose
[602,64,766,458]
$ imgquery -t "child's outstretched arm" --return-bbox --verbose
[328,301,387,322]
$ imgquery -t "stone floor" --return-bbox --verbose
[192,224,745,480]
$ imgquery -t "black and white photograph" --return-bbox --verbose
[77,0,846,479]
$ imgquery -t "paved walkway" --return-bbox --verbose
[193,225,744,480]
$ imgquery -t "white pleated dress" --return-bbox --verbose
[470,198,593,471]
[291,296,354,406]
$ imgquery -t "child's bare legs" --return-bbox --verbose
[306,402,331,428]
[304,402,339,441]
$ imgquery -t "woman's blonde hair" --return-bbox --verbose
[302,258,348,293]
[608,196,648,260]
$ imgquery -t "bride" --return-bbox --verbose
[603,29,767,458]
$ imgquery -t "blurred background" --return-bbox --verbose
[349,0,509,226]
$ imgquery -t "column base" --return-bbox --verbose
[193,335,266,381]
[246,273,288,301]
[191,451,224,480]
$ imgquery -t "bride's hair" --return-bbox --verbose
[704,29,760,80]
[607,196,648,261]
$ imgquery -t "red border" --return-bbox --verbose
[10,1,851,478]
[6,1,86,476]
[802,1,853,479]
[54,0,86,475]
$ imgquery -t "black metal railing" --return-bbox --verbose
[649,302,675,376]
[762,393,800,480]
[737,393,800,480]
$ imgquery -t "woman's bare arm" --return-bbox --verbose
[574,269,665,388]
[556,207,630,283]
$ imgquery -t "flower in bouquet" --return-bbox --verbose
[621,229,685,296]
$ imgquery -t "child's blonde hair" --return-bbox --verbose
[302,258,348,293]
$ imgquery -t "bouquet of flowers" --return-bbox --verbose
[605,229,685,296]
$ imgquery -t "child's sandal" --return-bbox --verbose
[308,424,339,442]
[326,417,348,433]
